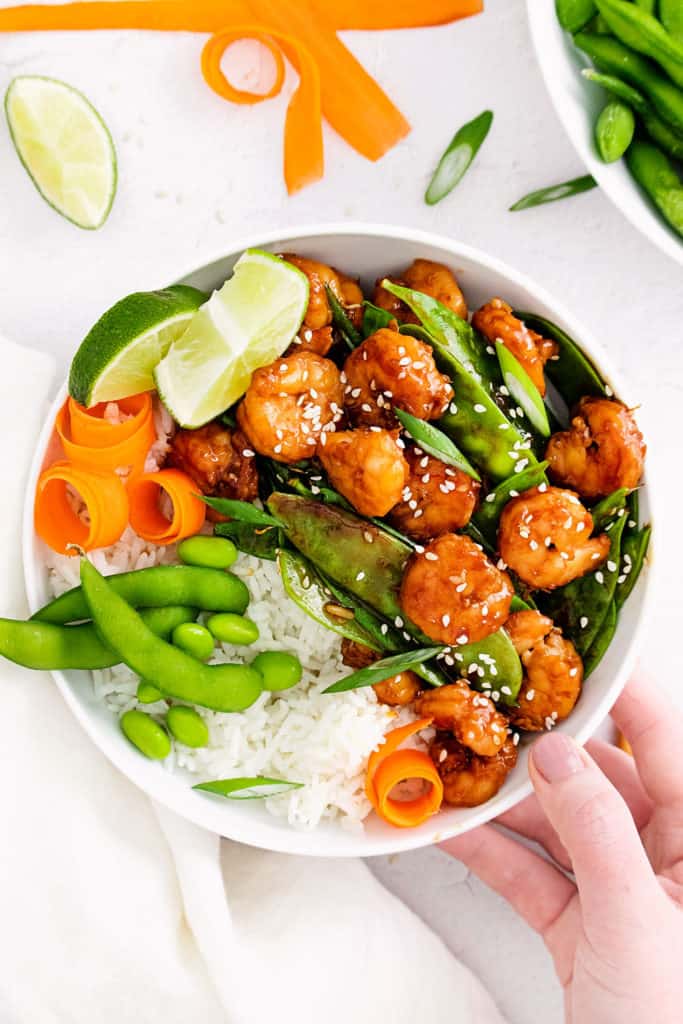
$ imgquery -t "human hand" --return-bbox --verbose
[441,675,683,1024]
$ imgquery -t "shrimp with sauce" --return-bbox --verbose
[545,396,646,499]
[340,638,420,706]
[429,733,518,807]
[389,446,480,540]
[472,298,558,396]
[281,254,363,330]
[166,422,258,515]
[317,427,408,517]
[236,351,344,463]
[505,610,583,732]
[400,532,513,645]
[416,680,509,756]
[498,485,610,590]
[373,259,468,322]
[343,328,453,428]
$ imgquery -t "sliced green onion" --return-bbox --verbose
[425,110,493,206]
[495,341,551,437]
[193,777,303,800]
[325,285,362,349]
[509,174,597,211]
[324,646,444,693]
[201,496,280,527]
[394,407,481,480]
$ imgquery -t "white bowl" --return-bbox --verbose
[526,2,683,267]
[22,223,654,857]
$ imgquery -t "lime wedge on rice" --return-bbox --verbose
[154,249,309,429]
[5,75,117,230]
[69,286,207,406]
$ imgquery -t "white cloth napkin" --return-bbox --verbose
[0,334,506,1024]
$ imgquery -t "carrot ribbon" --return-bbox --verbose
[0,0,482,192]
[127,469,206,545]
[55,393,156,475]
[34,461,129,554]
[365,717,443,828]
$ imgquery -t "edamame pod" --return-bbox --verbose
[626,140,683,237]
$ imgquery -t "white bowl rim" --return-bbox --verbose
[22,221,658,857]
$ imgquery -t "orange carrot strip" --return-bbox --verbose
[35,461,129,554]
[67,392,152,445]
[55,395,155,475]
[372,748,444,828]
[127,469,206,545]
[0,1,251,32]
[365,716,434,809]
[314,0,483,29]
[202,27,323,192]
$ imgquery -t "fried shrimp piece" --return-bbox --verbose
[281,254,363,330]
[505,610,583,732]
[166,423,258,518]
[400,533,513,645]
[343,329,453,428]
[288,325,334,358]
[317,427,408,517]
[471,298,558,396]
[416,680,509,756]
[430,733,518,807]
[389,446,480,540]
[498,485,610,591]
[545,397,646,499]
[237,351,344,464]
[340,638,420,707]
[372,259,468,322]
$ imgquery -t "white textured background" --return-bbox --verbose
[1,2,681,1021]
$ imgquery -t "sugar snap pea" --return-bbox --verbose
[33,565,249,625]
[473,462,549,544]
[556,0,598,31]
[594,0,683,88]
[512,311,606,407]
[582,69,683,160]
[80,561,263,713]
[595,99,636,161]
[0,605,196,671]
[626,139,683,236]
[424,110,493,206]
[120,709,171,760]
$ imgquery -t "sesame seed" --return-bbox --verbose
[455,582,467,592]
[439,749,448,763]
[617,574,627,584]
[361,403,372,413]
[441,613,451,627]
[509,490,519,497]
[356,571,365,581]
[424,551,439,561]
[380,624,388,635]
[351,387,362,398]
[513,732,520,746]
[474,403,486,413]
[394,616,404,628]
[274,443,282,454]
[595,571,604,584]
[580,616,589,628]
[569,667,578,677]
[456,634,468,645]
[501,686,512,695]
[526,689,536,701]
[607,560,616,572]
[449,403,458,415]
[485,493,496,503]
[538,482,547,493]
[414,509,424,518]
[515,459,529,473]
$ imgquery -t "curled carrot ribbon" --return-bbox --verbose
[365,717,443,828]
[55,393,156,475]
[34,461,129,554]
[0,0,482,193]
[127,469,206,545]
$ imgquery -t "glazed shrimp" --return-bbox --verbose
[545,397,646,499]
[237,351,344,463]
[389,445,480,540]
[372,259,468,322]
[498,485,610,590]
[167,423,258,519]
[472,298,558,396]
[340,638,420,707]
[317,427,408,517]
[505,610,583,732]
[281,254,363,330]
[400,532,513,645]
[416,680,509,756]
[343,328,453,428]
[429,733,518,807]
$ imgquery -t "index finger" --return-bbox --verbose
[611,674,683,808]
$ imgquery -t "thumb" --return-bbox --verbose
[529,731,659,938]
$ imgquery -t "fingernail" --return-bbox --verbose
[532,733,585,783]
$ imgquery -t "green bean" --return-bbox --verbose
[595,99,636,160]
[509,175,597,211]
[556,0,598,31]
[582,599,618,677]
[206,612,260,646]
[512,311,606,407]
[575,33,683,131]
[425,110,493,205]
[137,680,164,704]
[582,69,683,160]
[80,561,263,713]
[172,622,215,660]
[0,605,196,671]
[661,0,683,42]
[473,462,549,545]
[33,565,249,624]
[166,706,209,748]
[325,285,362,349]
[213,521,281,561]
[251,651,302,691]
[626,139,683,236]
[120,709,171,760]
[177,535,237,570]
[594,0,683,87]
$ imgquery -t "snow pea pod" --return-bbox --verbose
[513,310,606,407]
[582,599,618,677]
[0,605,197,671]
[595,99,635,161]
[80,561,263,713]
[626,140,683,236]
[473,462,550,544]
[583,69,683,160]
[362,301,394,337]
[33,565,249,624]
[556,0,598,31]
[213,520,282,561]
[594,0,683,88]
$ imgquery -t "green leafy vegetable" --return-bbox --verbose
[509,175,597,211]
[193,777,303,799]
[362,301,394,337]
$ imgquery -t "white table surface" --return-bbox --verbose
[1,2,681,1021]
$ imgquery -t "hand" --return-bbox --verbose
[441,675,683,1024]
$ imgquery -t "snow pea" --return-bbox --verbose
[595,99,636,160]
[473,461,550,544]
[0,605,197,671]
[556,0,597,31]
[583,69,683,160]
[574,33,683,132]
[424,110,493,206]
[582,599,617,677]
[80,561,262,713]
[362,301,394,337]
[213,520,282,561]
[33,565,249,624]
[324,285,361,350]
[513,310,606,407]
[120,709,171,760]
[661,0,683,42]
[626,140,683,236]
[594,0,683,88]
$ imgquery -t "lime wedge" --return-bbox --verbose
[154,249,309,429]
[5,75,117,230]
[69,286,207,406]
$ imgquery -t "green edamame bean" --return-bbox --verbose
[137,680,163,704]
[172,622,215,660]
[177,535,238,570]
[626,139,683,236]
[166,706,209,748]
[595,99,635,161]
[251,651,303,692]
[556,0,597,32]
[206,612,260,646]
[120,709,171,760]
